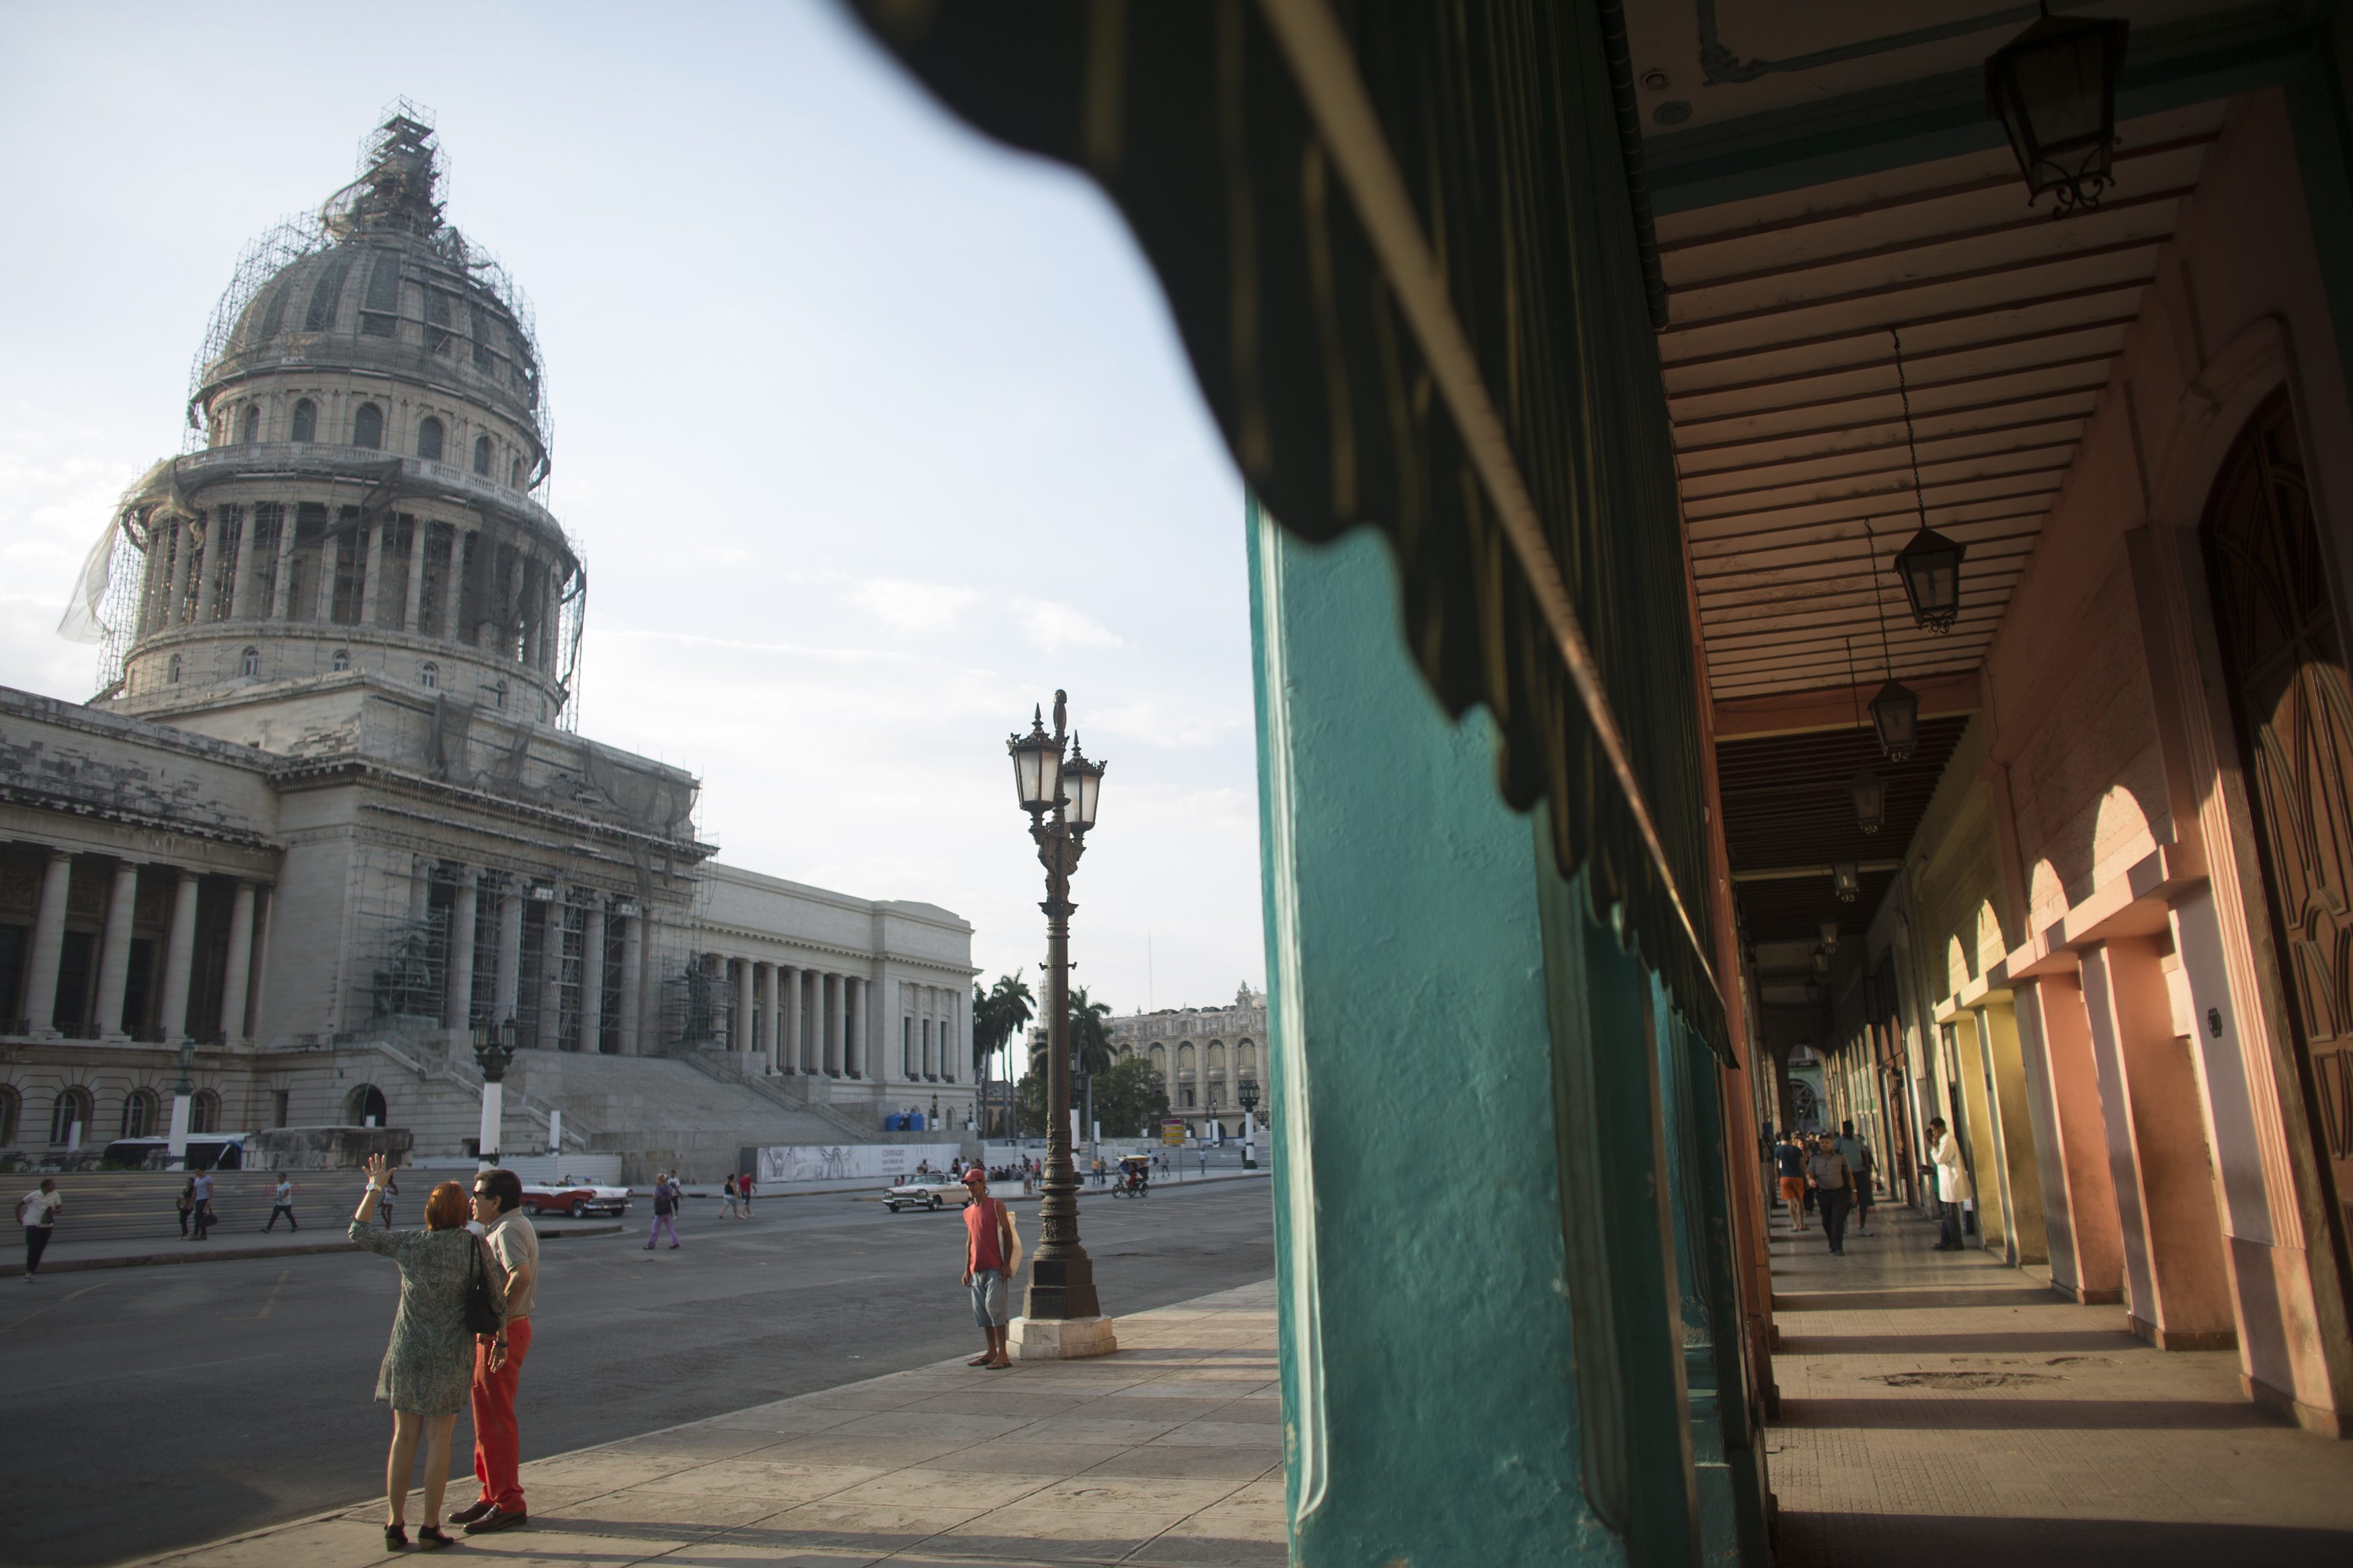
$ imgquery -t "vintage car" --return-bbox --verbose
[883,1175,971,1212]
[519,1179,630,1219]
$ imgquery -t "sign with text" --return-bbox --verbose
[753,1142,962,1187]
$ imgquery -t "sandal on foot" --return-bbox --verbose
[385,1524,410,1549]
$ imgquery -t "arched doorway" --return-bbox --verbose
[348,1084,389,1127]
[2201,388,2353,1309]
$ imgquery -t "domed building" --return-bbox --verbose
[2,111,977,1181]
[104,111,573,729]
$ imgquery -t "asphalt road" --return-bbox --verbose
[0,1179,1273,1568]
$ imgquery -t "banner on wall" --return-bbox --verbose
[752,1143,961,1187]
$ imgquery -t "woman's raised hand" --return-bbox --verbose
[363,1152,392,1187]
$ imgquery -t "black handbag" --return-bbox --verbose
[463,1237,504,1336]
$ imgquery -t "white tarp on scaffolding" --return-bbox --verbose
[753,1142,960,1188]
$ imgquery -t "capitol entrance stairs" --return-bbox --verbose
[502,1050,918,1182]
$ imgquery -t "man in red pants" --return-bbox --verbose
[457,1167,538,1535]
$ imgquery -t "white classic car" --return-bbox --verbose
[883,1176,971,1212]
[519,1179,631,1219]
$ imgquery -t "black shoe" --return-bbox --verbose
[450,1499,494,1526]
[464,1508,527,1536]
[417,1526,454,1550]
[385,1524,409,1550]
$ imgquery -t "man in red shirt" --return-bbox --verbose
[959,1167,1020,1369]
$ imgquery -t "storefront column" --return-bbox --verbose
[157,870,200,1042]
[2079,937,2238,1348]
[2014,972,2124,1301]
[1971,997,2049,1266]
[93,860,139,1040]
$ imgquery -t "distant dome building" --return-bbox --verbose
[103,110,577,727]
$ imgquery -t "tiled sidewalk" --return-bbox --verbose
[140,1282,1284,1568]
[1765,1208,2353,1567]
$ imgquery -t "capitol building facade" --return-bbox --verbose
[0,112,975,1177]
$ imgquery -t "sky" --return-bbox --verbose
[0,2,1264,1038]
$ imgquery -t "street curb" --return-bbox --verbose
[1,1222,625,1278]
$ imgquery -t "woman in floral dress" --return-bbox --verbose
[349,1153,506,1549]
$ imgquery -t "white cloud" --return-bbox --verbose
[848,577,982,634]
[1012,597,1123,653]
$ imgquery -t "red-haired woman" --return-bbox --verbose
[350,1154,506,1550]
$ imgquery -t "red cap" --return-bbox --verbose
[961,1167,987,1185]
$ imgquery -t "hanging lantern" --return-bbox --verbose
[1850,768,1887,835]
[1985,3,2130,215]
[1812,944,1831,975]
[1895,525,1966,634]
[1833,861,1861,903]
[1870,679,1921,761]
[1819,919,1841,954]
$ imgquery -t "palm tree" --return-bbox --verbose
[973,973,1034,1137]
[1068,986,1115,1151]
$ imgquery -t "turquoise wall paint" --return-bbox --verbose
[1250,503,1624,1565]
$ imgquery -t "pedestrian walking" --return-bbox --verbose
[1835,1121,1874,1235]
[265,1171,300,1233]
[17,1179,61,1282]
[452,1166,536,1537]
[1806,1134,1855,1255]
[1929,1117,1972,1251]
[1773,1132,1808,1232]
[1197,1147,1207,1179]
[645,1173,680,1249]
[721,1173,740,1219]
[379,1173,400,1229]
[348,1154,506,1551]
[959,1167,1021,1370]
[190,1167,216,1241]
[177,1177,195,1239]
[739,1171,754,1216]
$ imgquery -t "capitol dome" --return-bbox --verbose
[89,107,584,731]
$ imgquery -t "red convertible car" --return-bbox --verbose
[519,1179,630,1219]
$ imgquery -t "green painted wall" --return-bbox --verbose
[1250,507,1624,1565]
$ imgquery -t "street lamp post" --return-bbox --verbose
[1237,1075,1261,1170]
[1005,690,1117,1358]
[473,1018,518,1168]
[167,1038,196,1170]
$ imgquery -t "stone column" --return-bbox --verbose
[782,966,801,1072]
[455,525,481,646]
[358,516,386,625]
[764,964,783,1073]
[21,853,71,1036]
[271,510,298,620]
[93,860,139,1040]
[220,880,256,1044]
[409,856,432,923]
[493,880,523,1022]
[167,518,194,627]
[536,888,567,1049]
[734,958,755,1056]
[194,521,221,622]
[401,521,427,632]
[579,897,606,1055]
[824,973,842,1075]
[157,870,200,1042]
[2016,971,2125,1303]
[848,975,866,1079]
[618,907,644,1055]
[445,869,479,1030]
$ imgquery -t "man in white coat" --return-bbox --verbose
[1929,1116,1972,1251]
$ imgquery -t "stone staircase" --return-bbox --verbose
[668,1048,894,1144]
[501,1050,884,1182]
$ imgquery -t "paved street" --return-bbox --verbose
[0,1180,1272,1568]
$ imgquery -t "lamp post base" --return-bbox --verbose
[1009,1314,1119,1360]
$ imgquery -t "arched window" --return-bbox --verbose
[239,647,259,677]
[291,399,317,443]
[348,1085,388,1126]
[1181,1087,1196,1109]
[0,1085,20,1146]
[420,661,438,690]
[167,653,183,684]
[1238,1040,1256,1075]
[331,648,350,673]
[417,416,444,462]
[238,404,260,444]
[190,1090,221,1135]
[474,434,493,476]
[510,457,524,488]
[48,1087,93,1145]
[352,403,384,449]
[120,1088,160,1140]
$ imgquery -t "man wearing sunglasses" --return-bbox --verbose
[452,1167,538,1535]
